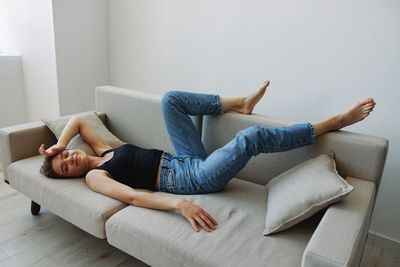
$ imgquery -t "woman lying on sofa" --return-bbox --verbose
[39,81,375,233]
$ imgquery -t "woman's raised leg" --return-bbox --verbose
[197,98,376,192]
[220,80,270,114]
[198,123,315,192]
[313,98,376,136]
[161,81,270,159]
[161,91,223,159]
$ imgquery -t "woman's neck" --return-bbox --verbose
[87,155,104,171]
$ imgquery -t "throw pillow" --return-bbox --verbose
[42,111,125,156]
[263,154,354,235]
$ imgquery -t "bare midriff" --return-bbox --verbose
[155,157,163,190]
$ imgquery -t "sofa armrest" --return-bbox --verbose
[301,177,376,267]
[0,121,56,182]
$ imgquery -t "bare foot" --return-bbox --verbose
[336,98,376,129]
[238,80,270,115]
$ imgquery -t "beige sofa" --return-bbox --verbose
[0,86,388,267]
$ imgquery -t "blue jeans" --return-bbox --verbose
[158,91,316,194]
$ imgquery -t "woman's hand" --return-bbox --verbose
[38,143,65,157]
[178,199,218,233]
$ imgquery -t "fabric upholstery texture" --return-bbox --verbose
[7,155,127,239]
[302,177,376,267]
[106,178,324,267]
[42,111,125,156]
[264,154,354,235]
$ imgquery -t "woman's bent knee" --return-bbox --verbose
[161,91,182,110]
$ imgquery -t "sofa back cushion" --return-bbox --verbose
[95,86,202,154]
[202,112,388,189]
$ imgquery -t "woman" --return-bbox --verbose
[39,81,376,233]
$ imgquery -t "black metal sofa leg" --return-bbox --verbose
[31,201,41,215]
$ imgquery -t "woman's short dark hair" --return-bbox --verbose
[40,155,63,178]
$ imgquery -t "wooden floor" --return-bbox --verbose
[0,163,399,267]
[361,243,400,267]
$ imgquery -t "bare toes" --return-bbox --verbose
[360,99,370,105]
[361,98,375,106]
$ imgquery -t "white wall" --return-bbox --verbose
[0,0,109,121]
[52,0,109,116]
[109,0,400,244]
[0,0,59,121]
[0,55,27,127]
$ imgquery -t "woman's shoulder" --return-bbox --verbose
[85,169,114,182]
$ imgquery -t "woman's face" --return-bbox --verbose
[52,149,89,177]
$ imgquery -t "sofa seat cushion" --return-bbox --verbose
[106,178,324,267]
[8,155,127,239]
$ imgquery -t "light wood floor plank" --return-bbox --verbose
[30,234,105,266]
[361,244,382,267]
[360,243,400,267]
[0,213,76,256]
[30,230,147,267]
[0,222,86,266]
[0,195,34,226]
[0,192,28,212]
[90,250,147,267]
[0,185,18,200]
[58,242,132,267]
[0,210,59,245]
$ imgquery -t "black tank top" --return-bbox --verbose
[95,144,164,191]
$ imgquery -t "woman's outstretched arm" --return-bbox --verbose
[86,169,218,233]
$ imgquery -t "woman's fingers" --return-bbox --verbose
[193,211,217,232]
[44,144,64,156]
[39,144,65,157]
[188,217,199,232]
[39,144,48,155]
[195,215,212,232]
[199,213,216,231]
[186,212,216,233]
[180,200,218,233]
[204,210,218,226]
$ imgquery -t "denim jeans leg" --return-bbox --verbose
[161,91,223,159]
[196,123,316,192]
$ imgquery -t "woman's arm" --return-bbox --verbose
[59,116,111,155]
[39,116,111,156]
[85,170,218,232]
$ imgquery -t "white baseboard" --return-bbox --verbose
[367,231,400,255]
